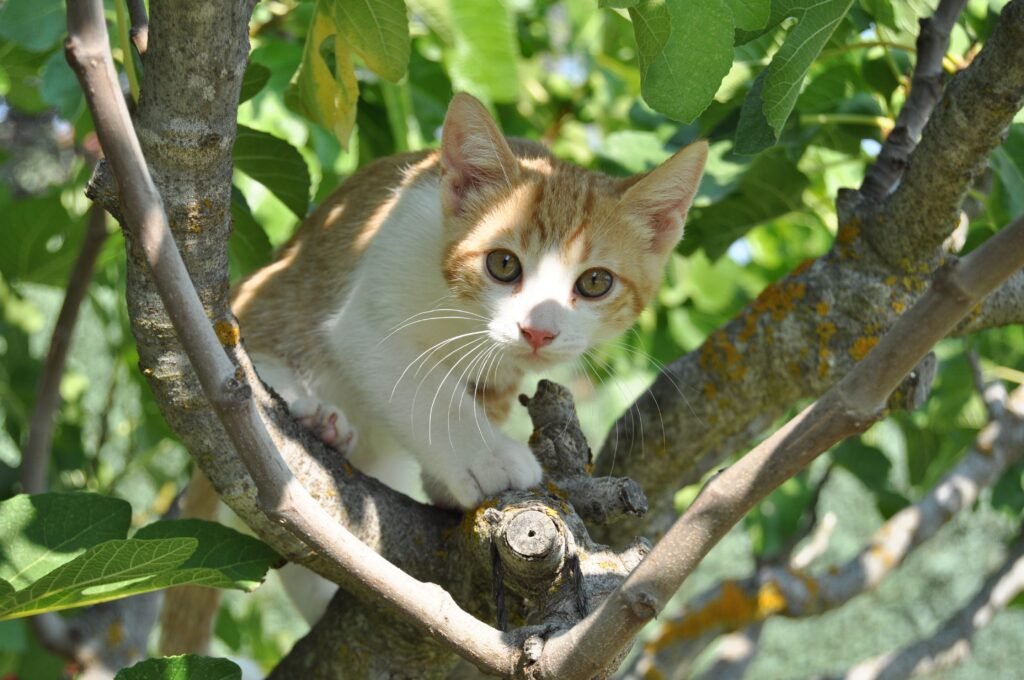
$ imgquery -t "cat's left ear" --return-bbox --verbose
[618,141,707,254]
[439,93,518,216]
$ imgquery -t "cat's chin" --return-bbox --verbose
[514,349,572,370]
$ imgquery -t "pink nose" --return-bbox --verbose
[519,325,557,350]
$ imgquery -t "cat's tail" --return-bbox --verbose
[158,467,222,655]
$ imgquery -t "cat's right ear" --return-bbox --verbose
[439,93,517,216]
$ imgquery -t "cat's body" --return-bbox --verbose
[234,94,706,508]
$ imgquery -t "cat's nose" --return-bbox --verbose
[519,324,558,350]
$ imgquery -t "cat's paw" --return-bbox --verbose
[441,440,543,508]
[290,397,357,453]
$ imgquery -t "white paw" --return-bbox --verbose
[290,397,357,453]
[442,440,543,509]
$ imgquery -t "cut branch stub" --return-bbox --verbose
[520,379,648,524]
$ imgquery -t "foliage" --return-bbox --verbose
[0,0,1022,676]
[0,493,280,620]
[115,655,242,680]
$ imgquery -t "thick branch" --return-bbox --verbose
[21,205,108,494]
[955,268,1024,333]
[859,0,966,200]
[837,525,1024,680]
[537,216,1024,679]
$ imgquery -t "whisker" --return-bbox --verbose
[428,337,490,446]
[447,340,494,448]
[390,329,490,402]
[378,312,485,346]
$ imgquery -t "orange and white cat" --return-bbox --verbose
[232,93,706,509]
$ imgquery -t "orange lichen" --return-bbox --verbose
[647,579,789,653]
[884,275,897,286]
[703,381,718,400]
[869,543,897,569]
[836,219,860,245]
[891,300,906,314]
[214,319,240,346]
[816,321,837,343]
[849,336,879,361]
[106,621,125,646]
[698,331,747,382]
[815,301,829,316]
[750,278,807,321]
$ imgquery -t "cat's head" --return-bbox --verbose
[439,93,706,370]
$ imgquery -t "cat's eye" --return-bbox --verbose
[486,249,522,283]
[576,268,614,298]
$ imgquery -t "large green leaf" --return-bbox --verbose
[0,493,131,590]
[0,0,65,53]
[228,187,273,281]
[116,655,242,680]
[0,495,280,620]
[239,62,271,104]
[0,187,82,286]
[448,0,520,103]
[735,0,855,153]
[233,125,311,219]
[628,0,735,123]
[725,0,771,31]
[991,124,1024,219]
[333,0,410,83]
[291,0,360,147]
[682,150,810,260]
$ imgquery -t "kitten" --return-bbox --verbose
[232,93,706,509]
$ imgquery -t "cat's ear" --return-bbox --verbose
[618,141,707,254]
[440,93,517,216]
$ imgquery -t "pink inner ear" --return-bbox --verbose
[623,141,707,254]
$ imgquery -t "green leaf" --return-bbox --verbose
[0,495,279,620]
[41,51,83,121]
[0,494,131,591]
[0,0,65,53]
[291,0,359,147]
[228,187,273,281]
[682,150,809,260]
[0,537,197,619]
[991,124,1024,219]
[448,0,520,103]
[831,440,892,490]
[735,0,855,153]
[116,655,242,680]
[132,520,281,591]
[233,125,311,219]
[600,0,640,7]
[239,62,271,104]
[725,0,771,31]
[629,0,735,123]
[0,187,82,286]
[333,0,410,83]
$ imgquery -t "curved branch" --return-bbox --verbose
[21,205,108,494]
[538,215,1024,679]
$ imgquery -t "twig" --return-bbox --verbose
[64,2,521,675]
[860,0,967,200]
[836,524,1024,680]
[21,205,108,494]
[126,0,148,55]
[537,214,1024,679]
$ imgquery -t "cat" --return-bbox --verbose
[231,93,707,510]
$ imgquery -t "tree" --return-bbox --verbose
[1,0,1023,678]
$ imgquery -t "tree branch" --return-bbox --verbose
[537,215,1024,679]
[21,204,108,494]
[835,523,1024,680]
[865,0,1024,266]
[955,268,1024,333]
[859,0,967,201]
[126,0,148,55]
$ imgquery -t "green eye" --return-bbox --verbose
[486,249,522,283]
[576,268,614,298]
